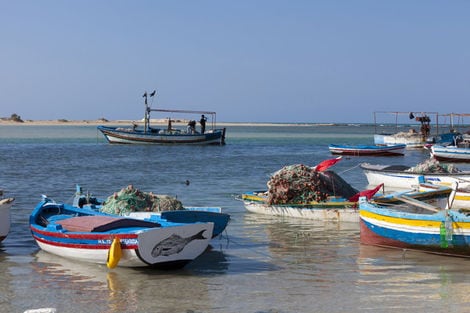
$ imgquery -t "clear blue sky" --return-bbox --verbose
[1,1,469,123]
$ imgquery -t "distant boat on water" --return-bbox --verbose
[328,143,406,156]
[373,111,459,149]
[98,91,226,145]
[430,145,470,163]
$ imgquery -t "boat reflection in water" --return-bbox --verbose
[31,247,229,313]
[357,244,470,310]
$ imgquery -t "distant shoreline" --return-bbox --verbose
[0,119,344,127]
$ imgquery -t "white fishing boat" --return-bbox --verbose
[430,145,470,162]
[360,160,470,189]
[0,189,14,242]
[98,91,226,145]
[373,111,458,149]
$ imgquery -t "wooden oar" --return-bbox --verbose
[394,195,440,212]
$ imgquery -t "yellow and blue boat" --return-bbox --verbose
[359,187,470,257]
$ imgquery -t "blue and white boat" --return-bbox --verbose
[360,161,470,189]
[30,197,214,268]
[329,144,406,156]
[430,145,470,163]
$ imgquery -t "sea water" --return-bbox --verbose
[1,124,470,313]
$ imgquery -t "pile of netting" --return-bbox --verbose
[266,164,358,205]
[100,185,183,215]
[406,158,460,174]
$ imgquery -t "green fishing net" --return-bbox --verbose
[100,185,183,215]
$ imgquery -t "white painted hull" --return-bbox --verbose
[430,145,470,162]
[0,198,14,241]
[243,202,359,222]
[36,241,147,267]
[33,222,213,268]
[374,134,424,149]
[361,162,470,189]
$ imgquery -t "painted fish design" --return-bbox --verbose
[151,229,208,257]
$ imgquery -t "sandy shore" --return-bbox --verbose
[0,119,336,127]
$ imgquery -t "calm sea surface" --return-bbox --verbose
[1,124,470,313]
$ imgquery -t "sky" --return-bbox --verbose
[1,1,470,123]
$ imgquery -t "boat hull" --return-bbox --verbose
[431,145,470,162]
[359,200,470,257]
[242,192,359,222]
[374,134,424,149]
[0,198,14,242]
[98,126,226,145]
[360,163,470,189]
[30,201,213,268]
[244,201,359,222]
[329,144,405,156]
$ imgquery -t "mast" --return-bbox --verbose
[142,90,156,133]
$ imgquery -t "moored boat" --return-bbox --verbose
[359,186,470,257]
[373,111,459,149]
[430,145,470,162]
[328,143,406,156]
[98,91,226,145]
[0,190,14,242]
[29,197,214,268]
[241,191,360,222]
[360,159,470,189]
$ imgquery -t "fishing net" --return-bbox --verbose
[100,185,183,215]
[406,158,460,174]
[266,164,358,205]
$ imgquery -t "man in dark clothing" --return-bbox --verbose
[200,115,207,134]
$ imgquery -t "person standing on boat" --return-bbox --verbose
[187,120,196,134]
[200,115,207,134]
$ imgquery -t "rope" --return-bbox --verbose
[338,163,361,174]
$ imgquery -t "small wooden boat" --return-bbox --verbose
[29,197,214,268]
[360,161,470,189]
[0,190,14,242]
[328,144,405,156]
[241,191,360,222]
[430,145,470,162]
[98,91,226,145]
[359,186,470,257]
[241,183,452,222]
